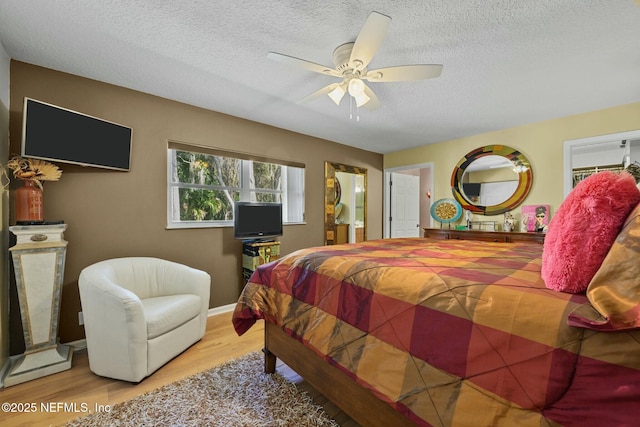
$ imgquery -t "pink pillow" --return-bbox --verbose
[541,171,640,293]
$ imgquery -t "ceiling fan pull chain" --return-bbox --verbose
[349,95,354,120]
[348,95,360,121]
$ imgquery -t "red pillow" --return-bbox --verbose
[541,171,640,293]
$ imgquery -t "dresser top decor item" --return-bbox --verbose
[7,155,62,189]
[430,198,463,223]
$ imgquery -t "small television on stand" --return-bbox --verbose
[233,202,283,241]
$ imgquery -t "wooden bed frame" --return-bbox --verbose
[263,321,414,427]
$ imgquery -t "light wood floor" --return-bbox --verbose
[0,311,357,427]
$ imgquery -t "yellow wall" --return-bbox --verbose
[385,102,640,223]
[468,167,516,183]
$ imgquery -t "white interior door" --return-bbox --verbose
[390,173,420,237]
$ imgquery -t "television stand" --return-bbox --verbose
[241,240,281,285]
[243,238,276,244]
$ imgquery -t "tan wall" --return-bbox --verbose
[385,102,640,224]
[8,61,383,344]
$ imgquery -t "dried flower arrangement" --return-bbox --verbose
[7,156,62,190]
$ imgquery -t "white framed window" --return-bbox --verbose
[167,141,305,229]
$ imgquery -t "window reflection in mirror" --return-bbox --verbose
[334,172,366,243]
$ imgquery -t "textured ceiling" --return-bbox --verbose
[0,1,639,154]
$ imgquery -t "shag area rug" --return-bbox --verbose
[63,352,340,426]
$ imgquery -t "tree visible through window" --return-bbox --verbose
[167,146,304,228]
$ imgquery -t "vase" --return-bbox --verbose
[15,180,44,222]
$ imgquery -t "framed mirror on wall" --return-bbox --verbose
[451,145,533,216]
[324,162,367,245]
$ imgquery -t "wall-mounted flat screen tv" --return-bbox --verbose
[234,202,283,240]
[21,98,132,171]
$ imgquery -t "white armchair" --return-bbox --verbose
[78,257,210,382]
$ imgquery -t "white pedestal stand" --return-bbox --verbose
[2,224,72,387]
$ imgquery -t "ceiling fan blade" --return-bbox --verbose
[349,11,391,70]
[362,84,381,110]
[299,83,342,104]
[364,64,443,82]
[267,52,341,77]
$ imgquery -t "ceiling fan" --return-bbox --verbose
[267,11,443,110]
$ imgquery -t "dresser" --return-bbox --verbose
[423,228,545,244]
[335,223,350,244]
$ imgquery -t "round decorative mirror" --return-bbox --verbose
[450,145,533,215]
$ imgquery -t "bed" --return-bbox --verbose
[232,237,640,426]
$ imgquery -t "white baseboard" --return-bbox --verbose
[208,303,236,317]
[65,339,87,350]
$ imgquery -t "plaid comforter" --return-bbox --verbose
[233,238,640,426]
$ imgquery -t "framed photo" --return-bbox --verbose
[521,205,550,232]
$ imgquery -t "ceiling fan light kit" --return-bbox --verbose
[328,84,346,105]
[347,78,370,107]
[268,11,443,114]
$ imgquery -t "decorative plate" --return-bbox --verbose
[430,198,463,223]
